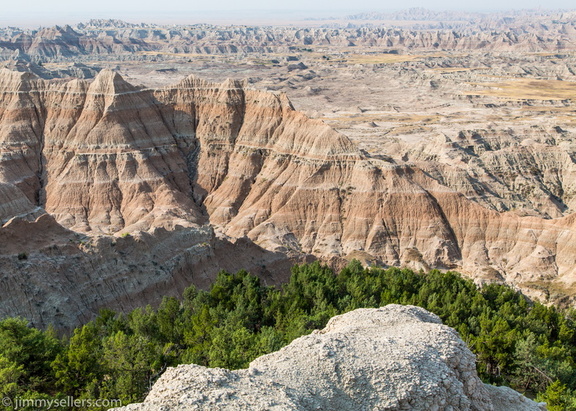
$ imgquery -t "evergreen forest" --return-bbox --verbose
[1,261,575,410]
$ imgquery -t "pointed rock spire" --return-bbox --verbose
[88,69,134,95]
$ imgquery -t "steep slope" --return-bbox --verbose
[0,70,46,206]
[113,305,545,411]
[42,70,204,233]
[0,68,204,233]
[1,68,576,328]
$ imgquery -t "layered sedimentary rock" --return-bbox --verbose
[113,305,545,411]
[1,11,576,63]
[1,68,576,327]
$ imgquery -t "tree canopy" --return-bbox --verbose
[1,261,575,409]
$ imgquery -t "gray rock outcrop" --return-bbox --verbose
[112,305,546,411]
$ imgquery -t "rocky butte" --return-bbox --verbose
[112,305,545,411]
[1,68,576,328]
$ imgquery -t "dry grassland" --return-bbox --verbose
[466,78,576,100]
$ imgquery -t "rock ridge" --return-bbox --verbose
[3,11,576,62]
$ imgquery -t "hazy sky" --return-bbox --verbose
[3,0,575,27]
[4,0,574,12]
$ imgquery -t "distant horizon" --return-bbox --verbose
[2,5,575,29]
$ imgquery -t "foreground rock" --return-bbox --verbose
[113,305,545,411]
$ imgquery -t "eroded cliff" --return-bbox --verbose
[1,68,576,327]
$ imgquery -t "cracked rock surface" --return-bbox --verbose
[113,305,545,411]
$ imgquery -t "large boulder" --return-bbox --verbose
[112,305,546,410]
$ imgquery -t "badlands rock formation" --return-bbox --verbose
[1,10,576,63]
[1,66,576,327]
[113,305,545,411]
